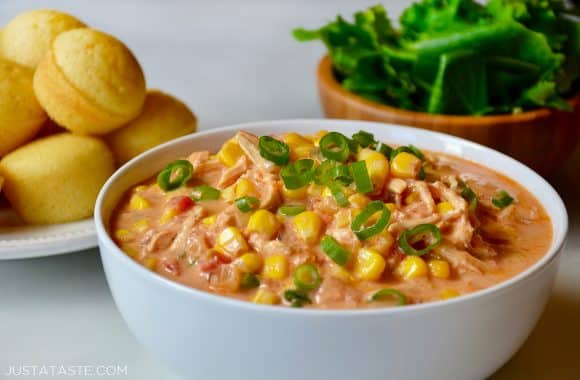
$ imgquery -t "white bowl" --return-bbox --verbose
[95,120,567,380]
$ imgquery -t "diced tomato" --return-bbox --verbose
[199,252,232,272]
[167,195,194,213]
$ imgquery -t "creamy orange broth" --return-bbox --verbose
[111,131,551,309]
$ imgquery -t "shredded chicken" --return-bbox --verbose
[168,207,204,253]
[434,242,493,274]
[387,178,407,194]
[247,168,281,209]
[235,131,278,173]
[217,156,249,189]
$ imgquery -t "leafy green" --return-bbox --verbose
[293,0,579,115]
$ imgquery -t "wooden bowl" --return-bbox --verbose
[317,55,580,175]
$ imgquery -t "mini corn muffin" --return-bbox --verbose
[34,28,146,135]
[0,59,47,156]
[106,90,197,165]
[0,9,85,68]
[0,133,115,224]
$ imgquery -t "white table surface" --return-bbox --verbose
[1,1,579,379]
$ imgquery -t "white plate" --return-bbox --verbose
[0,208,96,260]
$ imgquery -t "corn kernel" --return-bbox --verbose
[353,248,386,281]
[441,288,460,300]
[365,230,394,256]
[329,262,353,283]
[391,152,422,179]
[253,288,280,305]
[202,215,217,226]
[144,257,158,270]
[437,202,454,214]
[217,139,244,167]
[282,132,310,146]
[262,255,289,280]
[122,246,138,258]
[428,259,451,279]
[293,211,323,244]
[221,184,236,202]
[292,144,315,160]
[238,252,263,273]
[160,208,178,224]
[385,203,396,213]
[282,184,308,200]
[348,193,370,209]
[129,194,150,210]
[235,178,257,198]
[216,227,248,257]
[309,130,329,147]
[114,229,131,242]
[132,219,149,232]
[247,210,280,239]
[395,256,428,279]
[357,149,390,192]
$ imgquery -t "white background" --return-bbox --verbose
[1,1,579,379]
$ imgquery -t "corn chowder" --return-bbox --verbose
[111,130,551,309]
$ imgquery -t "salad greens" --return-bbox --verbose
[293,0,580,115]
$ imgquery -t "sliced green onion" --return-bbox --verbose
[375,142,393,158]
[191,185,221,201]
[347,138,359,153]
[320,235,351,266]
[293,263,322,291]
[418,166,426,180]
[314,160,337,185]
[280,159,315,189]
[329,164,353,185]
[492,190,514,209]
[368,288,407,305]
[351,201,391,240]
[157,159,193,191]
[279,205,306,216]
[240,272,260,289]
[407,144,425,160]
[235,196,259,213]
[398,223,442,256]
[352,130,376,148]
[351,161,373,193]
[390,145,424,161]
[283,289,311,308]
[328,182,350,207]
[319,132,350,162]
[460,185,478,212]
[259,136,290,165]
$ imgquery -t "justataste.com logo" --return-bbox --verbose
[4,364,128,377]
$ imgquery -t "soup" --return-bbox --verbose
[110,130,551,309]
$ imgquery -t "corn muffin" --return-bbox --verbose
[0,9,85,68]
[0,59,47,156]
[0,133,115,224]
[106,90,197,165]
[34,28,146,135]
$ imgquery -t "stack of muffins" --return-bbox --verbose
[0,9,197,225]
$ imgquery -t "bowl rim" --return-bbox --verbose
[95,119,568,317]
[317,55,580,126]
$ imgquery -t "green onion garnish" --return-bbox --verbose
[352,130,376,148]
[459,185,478,212]
[351,201,391,240]
[283,289,311,308]
[278,205,306,216]
[398,223,442,256]
[293,263,322,291]
[258,136,290,165]
[280,159,315,189]
[314,160,337,185]
[418,166,426,180]
[320,235,351,266]
[191,185,221,201]
[368,289,407,305]
[157,159,193,191]
[492,190,514,209]
[329,164,353,185]
[390,145,424,161]
[319,132,350,162]
[240,272,260,289]
[351,161,373,193]
[235,196,259,212]
[328,182,350,207]
[375,142,393,158]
